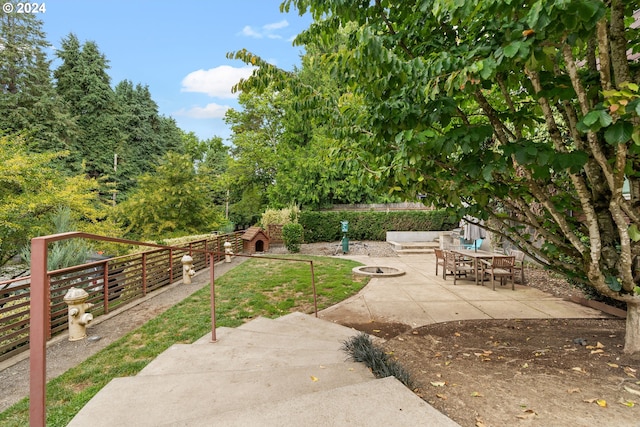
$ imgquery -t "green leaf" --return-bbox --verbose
[504,41,522,58]
[630,224,640,242]
[606,275,622,292]
[582,110,600,126]
[604,122,633,144]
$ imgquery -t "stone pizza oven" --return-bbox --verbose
[241,226,270,254]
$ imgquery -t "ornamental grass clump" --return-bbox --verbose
[342,332,415,389]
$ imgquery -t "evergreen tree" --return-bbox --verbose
[54,34,124,183]
[0,8,77,156]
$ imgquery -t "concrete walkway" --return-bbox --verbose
[67,252,608,426]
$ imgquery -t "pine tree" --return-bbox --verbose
[0,9,78,157]
[54,34,124,182]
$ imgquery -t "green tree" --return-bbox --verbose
[54,34,125,182]
[0,134,109,266]
[238,0,640,352]
[0,6,78,154]
[224,90,282,225]
[114,80,183,196]
[116,152,222,238]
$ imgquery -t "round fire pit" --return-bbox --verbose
[352,266,405,277]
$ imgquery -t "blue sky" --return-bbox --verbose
[39,1,312,142]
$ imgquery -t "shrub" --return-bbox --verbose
[282,223,304,253]
[260,204,300,229]
[299,209,458,243]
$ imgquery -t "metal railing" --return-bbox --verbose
[0,232,243,364]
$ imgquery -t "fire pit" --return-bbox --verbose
[352,266,405,277]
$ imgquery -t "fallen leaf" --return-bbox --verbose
[618,398,636,407]
[475,418,487,427]
[436,393,447,400]
[522,363,529,368]
[567,388,581,394]
[454,332,461,337]
[623,385,640,397]
[584,398,607,407]
[430,381,446,387]
[607,363,619,368]
[310,376,318,382]
[624,366,638,378]
[572,367,587,374]
[590,349,604,354]
[596,341,605,349]
[471,391,484,397]
[372,329,381,333]
[515,409,537,419]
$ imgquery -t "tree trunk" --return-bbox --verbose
[624,301,640,354]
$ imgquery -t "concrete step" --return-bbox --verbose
[389,241,440,254]
[68,363,376,427]
[139,343,355,376]
[67,312,462,427]
[209,376,460,427]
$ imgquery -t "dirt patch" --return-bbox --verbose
[379,318,640,427]
[339,320,412,340]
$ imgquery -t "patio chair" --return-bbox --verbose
[510,250,526,284]
[443,251,476,285]
[481,256,516,290]
[434,248,446,276]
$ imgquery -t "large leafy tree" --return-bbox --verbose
[0,135,109,266]
[116,152,223,239]
[227,44,398,211]
[236,1,640,352]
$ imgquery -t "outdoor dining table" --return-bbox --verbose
[451,249,508,285]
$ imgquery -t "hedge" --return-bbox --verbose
[299,209,458,243]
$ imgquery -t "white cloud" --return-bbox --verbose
[239,20,290,39]
[181,65,256,99]
[174,103,231,119]
[263,20,289,31]
[241,25,262,39]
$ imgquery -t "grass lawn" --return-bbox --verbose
[0,255,368,427]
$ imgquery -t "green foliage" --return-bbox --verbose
[116,152,222,239]
[0,8,78,155]
[342,333,415,389]
[260,204,300,229]
[0,135,111,266]
[234,0,640,312]
[299,210,456,243]
[282,223,304,252]
[20,207,93,270]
